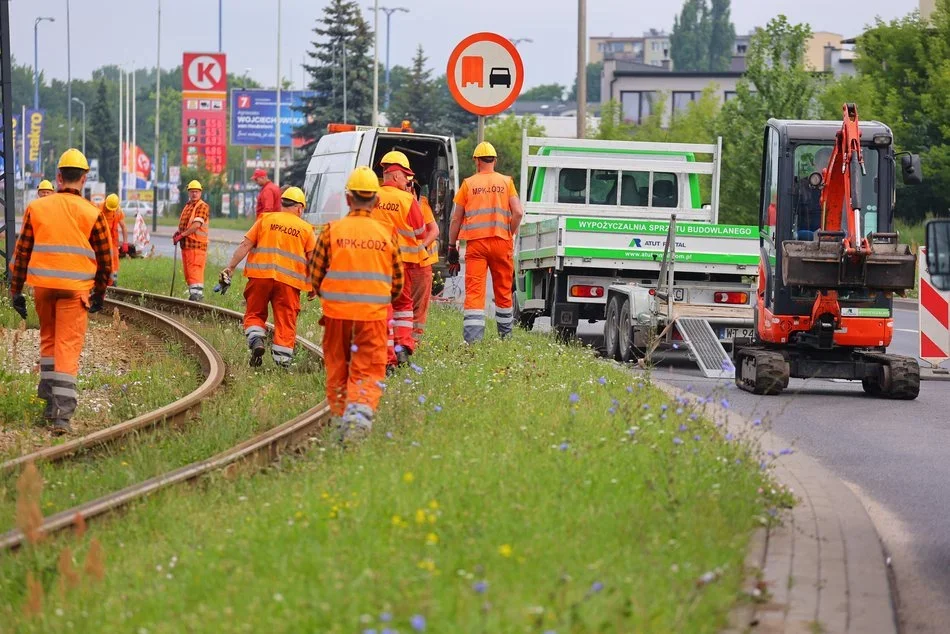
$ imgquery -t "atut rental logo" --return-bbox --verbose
[183,53,227,92]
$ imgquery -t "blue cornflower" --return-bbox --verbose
[779,448,794,455]
[753,418,762,426]
[380,612,393,622]
[679,424,688,432]
[559,442,569,451]
[569,392,580,404]
[720,398,730,409]
[661,404,668,411]
[590,581,604,593]
[410,614,426,631]
[608,407,616,415]
[598,376,607,385]
[411,363,424,374]
[689,413,699,421]
[434,405,442,413]
[418,395,427,404]
[626,385,634,393]
[642,403,650,410]
[377,381,387,390]
[472,580,488,593]
[626,427,637,438]
[725,433,735,442]
[673,437,684,445]
[694,434,701,441]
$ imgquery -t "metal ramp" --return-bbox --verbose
[675,317,735,379]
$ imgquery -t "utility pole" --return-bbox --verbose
[71,97,85,156]
[372,1,379,126]
[218,0,222,52]
[275,0,281,188]
[153,0,161,230]
[67,0,72,147]
[378,6,408,110]
[118,69,123,198]
[33,16,54,111]
[576,0,587,139]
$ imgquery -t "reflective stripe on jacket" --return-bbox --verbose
[375,185,425,264]
[26,193,101,291]
[245,211,315,291]
[458,172,513,242]
[321,216,395,321]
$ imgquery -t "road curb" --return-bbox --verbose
[652,381,898,634]
[893,297,918,309]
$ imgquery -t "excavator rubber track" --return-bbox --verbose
[859,352,921,400]
[735,348,790,396]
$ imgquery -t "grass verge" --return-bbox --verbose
[154,214,255,232]
[0,257,785,633]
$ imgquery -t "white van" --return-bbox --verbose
[301,124,460,269]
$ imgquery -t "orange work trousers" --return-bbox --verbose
[463,236,514,343]
[243,277,302,366]
[409,264,433,345]
[386,304,396,366]
[321,317,388,417]
[392,262,417,354]
[34,287,90,421]
[180,247,207,293]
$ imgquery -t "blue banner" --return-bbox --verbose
[0,114,18,177]
[26,109,45,174]
[230,90,316,147]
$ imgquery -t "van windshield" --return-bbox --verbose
[557,169,678,208]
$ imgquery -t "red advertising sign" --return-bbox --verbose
[181,53,228,174]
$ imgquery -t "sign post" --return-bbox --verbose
[446,32,524,143]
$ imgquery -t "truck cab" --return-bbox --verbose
[301,123,460,268]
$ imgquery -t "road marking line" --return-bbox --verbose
[896,328,919,334]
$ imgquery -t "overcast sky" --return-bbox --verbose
[11,0,920,90]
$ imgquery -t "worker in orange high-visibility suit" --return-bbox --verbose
[409,179,440,346]
[100,193,128,286]
[37,179,55,198]
[218,186,317,368]
[448,141,525,343]
[310,166,405,444]
[173,180,210,301]
[8,149,114,435]
[376,150,427,368]
[252,169,282,220]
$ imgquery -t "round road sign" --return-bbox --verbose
[447,32,524,116]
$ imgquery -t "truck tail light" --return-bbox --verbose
[570,285,604,298]
[714,291,749,305]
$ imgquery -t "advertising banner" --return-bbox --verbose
[26,109,45,173]
[230,90,316,147]
[0,114,18,177]
[181,52,228,174]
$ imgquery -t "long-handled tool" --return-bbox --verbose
[169,244,179,297]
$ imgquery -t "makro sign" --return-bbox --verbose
[26,109,45,173]
[230,90,316,147]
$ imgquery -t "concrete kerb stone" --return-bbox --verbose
[650,380,898,634]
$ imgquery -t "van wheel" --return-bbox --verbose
[618,298,640,363]
[604,296,621,361]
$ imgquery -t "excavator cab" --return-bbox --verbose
[734,104,923,399]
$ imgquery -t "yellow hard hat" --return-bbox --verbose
[379,150,411,171]
[473,141,497,159]
[105,193,120,211]
[187,180,202,191]
[281,186,306,206]
[58,148,90,170]
[346,166,381,196]
[37,179,54,192]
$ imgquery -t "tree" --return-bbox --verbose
[569,62,603,103]
[670,0,710,71]
[455,115,545,188]
[387,46,439,130]
[707,0,736,72]
[520,84,566,101]
[289,0,374,182]
[716,16,821,224]
[87,80,117,188]
[429,74,478,138]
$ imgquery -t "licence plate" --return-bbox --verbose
[719,327,754,340]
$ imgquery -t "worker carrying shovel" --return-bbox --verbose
[173,180,210,301]
[217,186,317,368]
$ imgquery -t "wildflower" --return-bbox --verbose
[434,405,442,413]
[404,378,413,385]
[411,615,426,631]
[598,376,607,385]
[608,407,616,415]
[626,385,634,393]
[676,407,684,415]
[689,413,699,421]
[418,395,427,405]
[428,500,439,510]
[273,593,284,602]
[386,432,394,439]
[661,404,668,411]
[694,435,701,441]
[392,515,404,527]
[411,363,423,374]
[426,532,439,545]
[376,381,387,390]
[779,448,794,456]
[678,424,688,432]
[498,544,513,558]
[415,509,427,524]
[753,418,762,426]
[403,472,414,484]
[642,403,650,410]
[590,581,604,593]
[720,398,731,408]
[558,442,569,451]
[473,580,488,593]
[626,427,637,438]
[725,433,735,442]
[380,612,393,622]
[569,392,580,404]
[673,437,683,445]
[417,558,437,572]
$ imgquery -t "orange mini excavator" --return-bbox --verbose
[733,103,923,399]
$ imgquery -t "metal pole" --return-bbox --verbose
[342,38,348,124]
[32,17,54,110]
[71,97,85,156]
[218,0,222,52]
[125,69,130,198]
[241,70,249,214]
[275,0,281,188]
[132,69,137,195]
[576,0,587,139]
[118,68,123,198]
[385,12,391,110]
[67,0,72,147]
[3,0,18,267]
[477,116,485,144]
[372,1,379,126]
[153,0,161,231]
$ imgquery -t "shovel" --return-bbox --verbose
[169,243,179,297]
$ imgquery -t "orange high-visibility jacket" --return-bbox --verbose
[321,216,396,321]
[244,211,317,291]
[100,203,123,280]
[420,196,438,266]
[458,172,514,242]
[179,199,210,246]
[26,193,102,291]
[375,185,425,264]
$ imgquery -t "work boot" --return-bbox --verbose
[188,292,203,302]
[49,419,72,436]
[395,348,411,367]
[249,336,266,367]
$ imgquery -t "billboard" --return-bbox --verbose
[230,90,316,147]
[26,109,45,173]
[0,114,19,177]
[122,144,152,189]
[181,52,227,174]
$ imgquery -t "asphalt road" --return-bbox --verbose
[615,306,949,634]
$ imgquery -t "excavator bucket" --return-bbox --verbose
[782,232,917,291]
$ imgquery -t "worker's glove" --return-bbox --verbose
[88,293,104,314]
[11,294,27,320]
[214,269,232,295]
[447,245,460,276]
[172,231,182,245]
[120,242,129,255]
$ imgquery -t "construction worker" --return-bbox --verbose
[447,141,525,343]
[173,180,210,301]
[310,166,404,443]
[217,186,317,368]
[377,151,426,367]
[100,193,128,286]
[410,179,440,346]
[252,168,282,219]
[37,180,55,198]
[8,149,113,435]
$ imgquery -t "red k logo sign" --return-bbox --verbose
[183,53,227,92]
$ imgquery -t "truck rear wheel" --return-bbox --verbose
[618,299,640,363]
[604,296,621,361]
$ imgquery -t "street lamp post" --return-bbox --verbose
[241,68,250,213]
[71,97,85,156]
[377,6,408,110]
[67,0,72,147]
[33,16,54,110]
[153,0,162,230]
[576,0,587,139]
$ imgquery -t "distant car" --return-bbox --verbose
[489,67,511,88]
[122,200,153,216]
